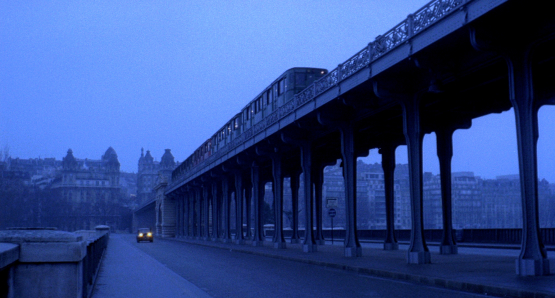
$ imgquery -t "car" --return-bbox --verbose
[137,228,153,243]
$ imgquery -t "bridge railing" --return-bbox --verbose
[168,0,471,189]
[0,226,110,298]
[264,228,555,246]
[76,226,110,298]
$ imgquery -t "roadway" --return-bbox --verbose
[93,233,523,298]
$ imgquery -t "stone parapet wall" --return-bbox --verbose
[0,228,108,298]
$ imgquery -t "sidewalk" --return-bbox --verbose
[162,236,555,298]
[92,234,212,298]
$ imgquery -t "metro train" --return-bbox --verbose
[173,67,328,181]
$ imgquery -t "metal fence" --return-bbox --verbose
[79,230,110,298]
[265,228,555,245]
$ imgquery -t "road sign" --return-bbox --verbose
[328,208,336,218]
[326,198,338,208]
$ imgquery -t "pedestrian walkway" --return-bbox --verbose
[162,236,555,298]
[92,234,212,298]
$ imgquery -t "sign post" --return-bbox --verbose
[328,208,336,244]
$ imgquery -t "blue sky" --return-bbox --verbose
[1,1,554,182]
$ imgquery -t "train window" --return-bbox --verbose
[244,109,249,121]
[267,89,273,103]
[278,78,285,95]
[234,118,239,130]
[273,84,278,97]
[295,73,306,85]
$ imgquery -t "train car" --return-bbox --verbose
[241,67,327,132]
[173,67,327,181]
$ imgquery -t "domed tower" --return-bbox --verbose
[102,147,120,188]
[144,150,154,167]
[102,147,120,173]
[61,149,79,185]
[158,149,176,182]
[62,149,79,171]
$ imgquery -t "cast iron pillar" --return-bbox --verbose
[196,188,202,239]
[178,195,183,237]
[436,127,461,255]
[402,96,431,264]
[290,171,301,244]
[178,194,184,238]
[222,177,232,243]
[313,160,334,245]
[188,191,194,238]
[185,192,189,237]
[313,165,324,245]
[340,123,361,257]
[245,181,253,240]
[318,111,361,257]
[269,150,286,249]
[283,133,318,252]
[174,195,179,237]
[174,195,180,238]
[234,172,245,244]
[301,144,317,252]
[251,161,265,246]
[192,189,198,238]
[211,181,220,241]
[183,192,189,237]
[508,50,551,276]
[202,184,210,240]
[380,144,399,251]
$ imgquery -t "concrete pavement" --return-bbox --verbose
[161,236,555,298]
[92,234,211,298]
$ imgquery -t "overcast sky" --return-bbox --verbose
[1,1,554,182]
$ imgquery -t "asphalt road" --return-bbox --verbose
[123,234,492,298]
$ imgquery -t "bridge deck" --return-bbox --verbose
[94,233,555,297]
[92,234,211,298]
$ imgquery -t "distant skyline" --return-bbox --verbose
[2,1,554,181]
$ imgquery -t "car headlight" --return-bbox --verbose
[139,233,143,237]
[147,232,152,237]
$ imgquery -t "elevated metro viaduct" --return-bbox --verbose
[163,0,555,276]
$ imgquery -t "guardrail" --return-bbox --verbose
[264,228,555,245]
[76,226,110,298]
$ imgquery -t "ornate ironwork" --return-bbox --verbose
[253,121,265,135]
[243,128,253,140]
[295,84,315,108]
[372,21,409,60]
[266,111,279,126]
[341,48,371,80]
[280,99,296,118]
[413,0,463,34]
[314,69,339,96]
